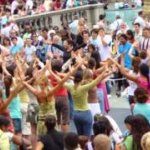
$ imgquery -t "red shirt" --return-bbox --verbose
[53,1,61,10]
[48,74,68,96]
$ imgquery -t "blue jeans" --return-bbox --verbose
[106,81,112,95]
[73,110,92,137]
[97,89,104,113]
[68,92,74,120]
[12,118,22,134]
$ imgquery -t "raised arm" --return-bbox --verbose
[111,58,138,83]
[2,57,12,77]
[0,92,16,111]
[15,56,26,79]
[12,135,31,147]
[46,59,62,82]
[51,44,65,52]
[48,70,62,82]
[0,44,10,55]
[81,67,112,91]
[23,81,40,98]
[128,46,135,59]
[0,81,24,111]
[95,66,106,74]
[47,58,84,97]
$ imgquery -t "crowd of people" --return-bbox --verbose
[0,0,100,17]
[0,0,150,149]
[0,0,144,19]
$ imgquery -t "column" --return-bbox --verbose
[144,0,150,16]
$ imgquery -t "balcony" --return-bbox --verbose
[15,3,141,32]
[15,3,104,32]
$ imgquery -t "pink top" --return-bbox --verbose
[137,77,150,94]
[147,99,150,103]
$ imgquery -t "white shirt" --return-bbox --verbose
[10,23,19,33]
[109,19,123,31]
[127,70,138,96]
[97,20,105,28]
[134,0,142,6]
[0,16,8,26]
[24,45,36,62]
[26,0,34,10]
[134,16,145,28]
[66,0,74,8]
[44,0,52,11]
[134,29,142,41]
[1,25,12,37]
[11,0,19,14]
[98,35,112,61]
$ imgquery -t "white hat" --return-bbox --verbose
[48,30,56,35]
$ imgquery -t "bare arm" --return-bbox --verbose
[79,68,113,91]
[95,65,106,75]
[47,60,84,97]
[23,82,40,97]
[128,46,134,59]
[2,62,12,77]
[46,59,62,82]
[12,135,31,146]
[49,71,62,82]
[111,58,138,83]
[120,54,125,67]
[1,77,32,111]
[0,89,18,111]
[35,142,44,150]
[15,57,25,78]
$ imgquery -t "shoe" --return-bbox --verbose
[116,91,121,97]
[107,94,112,99]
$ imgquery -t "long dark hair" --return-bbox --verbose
[87,44,101,69]
[132,57,141,74]
[126,29,135,41]
[140,63,150,89]
[93,115,113,136]
[91,51,101,69]
[131,115,150,150]
[74,70,83,84]
[88,58,96,70]
[4,75,12,98]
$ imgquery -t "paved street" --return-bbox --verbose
[108,94,131,132]
[70,90,131,133]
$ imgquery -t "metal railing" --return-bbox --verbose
[15,3,104,31]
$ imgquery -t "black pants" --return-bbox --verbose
[115,71,129,91]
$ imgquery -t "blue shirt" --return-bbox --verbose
[69,20,78,35]
[8,96,22,119]
[133,103,150,122]
[119,42,132,69]
[10,45,22,55]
